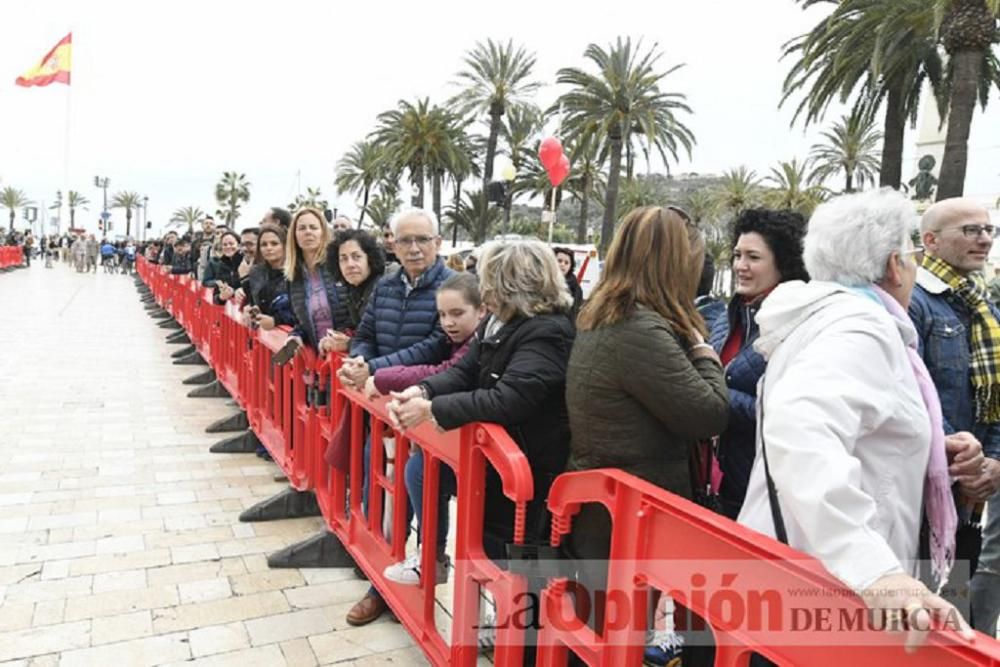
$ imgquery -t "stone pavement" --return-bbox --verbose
[0,262,430,666]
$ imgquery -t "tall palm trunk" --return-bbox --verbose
[8,210,14,231]
[126,210,133,238]
[412,165,425,207]
[69,207,76,227]
[600,125,624,257]
[844,169,854,194]
[879,83,906,189]
[452,178,463,245]
[479,102,503,234]
[576,172,591,244]
[358,184,370,228]
[937,50,982,200]
[431,171,443,222]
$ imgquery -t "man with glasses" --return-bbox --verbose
[337,208,454,626]
[910,197,1000,635]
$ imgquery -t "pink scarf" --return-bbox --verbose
[872,285,956,591]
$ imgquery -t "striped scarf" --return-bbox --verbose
[922,254,1000,423]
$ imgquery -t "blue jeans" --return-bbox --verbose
[405,448,456,556]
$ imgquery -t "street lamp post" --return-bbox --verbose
[93,176,110,234]
[142,196,149,241]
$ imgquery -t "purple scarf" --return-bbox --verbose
[872,285,956,591]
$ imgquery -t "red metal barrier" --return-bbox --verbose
[535,469,1000,666]
[0,246,24,269]
[135,256,1000,666]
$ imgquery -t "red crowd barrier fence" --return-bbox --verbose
[0,245,24,269]
[136,256,1000,667]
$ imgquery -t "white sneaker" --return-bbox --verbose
[383,550,450,586]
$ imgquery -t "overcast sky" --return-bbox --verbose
[2,0,999,236]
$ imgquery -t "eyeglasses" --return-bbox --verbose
[936,224,999,240]
[397,235,436,248]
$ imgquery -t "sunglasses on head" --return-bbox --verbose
[666,205,692,224]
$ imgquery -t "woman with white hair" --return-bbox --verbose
[738,189,976,650]
[389,239,575,555]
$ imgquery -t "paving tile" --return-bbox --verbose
[58,631,191,667]
[92,569,148,594]
[279,638,318,666]
[90,610,154,645]
[151,590,290,633]
[178,578,233,604]
[63,584,179,621]
[245,607,336,646]
[229,569,304,596]
[160,644,285,667]
[0,620,91,661]
[30,599,65,626]
[187,621,250,657]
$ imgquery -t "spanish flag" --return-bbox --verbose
[15,33,72,88]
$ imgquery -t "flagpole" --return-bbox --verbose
[62,82,71,236]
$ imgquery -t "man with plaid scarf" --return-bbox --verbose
[910,197,1000,636]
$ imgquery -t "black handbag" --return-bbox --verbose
[759,374,789,544]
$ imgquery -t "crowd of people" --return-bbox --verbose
[2,229,138,273]
[133,192,1000,664]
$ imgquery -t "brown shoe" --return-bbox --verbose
[346,592,387,626]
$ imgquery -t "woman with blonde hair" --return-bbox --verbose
[282,208,349,357]
[388,239,575,555]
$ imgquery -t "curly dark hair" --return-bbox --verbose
[327,229,385,282]
[731,208,809,283]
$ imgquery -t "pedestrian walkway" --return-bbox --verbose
[0,264,427,665]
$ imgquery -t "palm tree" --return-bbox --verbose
[809,111,884,192]
[67,191,89,228]
[764,159,830,217]
[712,167,762,226]
[556,37,695,255]
[935,0,1000,199]
[110,191,143,237]
[336,140,383,227]
[783,0,946,189]
[563,135,607,243]
[169,206,206,235]
[215,172,251,226]
[289,187,329,213]
[445,190,501,244]
[1,187,32,231]
[451,39,541,189]
[363,190,402,231]
[370,99,439,209]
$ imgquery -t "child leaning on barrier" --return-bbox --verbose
[362,272,486,586]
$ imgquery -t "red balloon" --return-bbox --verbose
[538,137,563,170]
[547,153,570,187]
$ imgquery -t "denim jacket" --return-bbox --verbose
[908,267,1000,458]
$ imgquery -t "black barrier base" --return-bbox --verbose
[158,319,182,330]
[182,368,216,385]
[188,380,231,399]
[171,345,197,359]
[239,487,321,523]
[166,331,191,345]
[144,302,162,311]
[173,351,207,366]
[273,473,288,483]
[206,411,249,433]
[209,429,260,453]
[267,530,356,569]
[151,309,172,319]
[141,295,155,303]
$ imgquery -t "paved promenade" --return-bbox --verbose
[0,262,426,665]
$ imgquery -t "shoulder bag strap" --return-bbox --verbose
[759,373,789,545]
